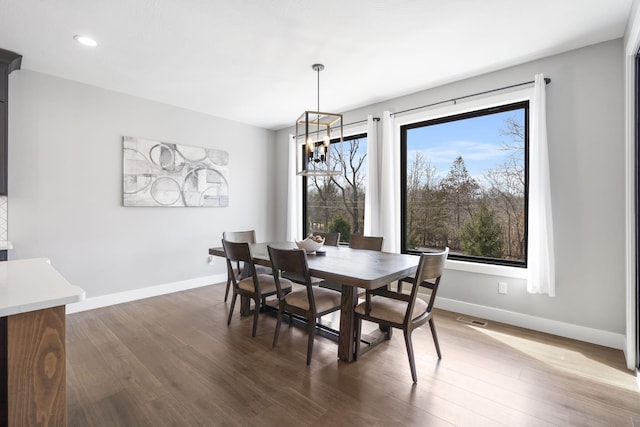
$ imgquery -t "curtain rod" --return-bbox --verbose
[341,117,380,128]
[391,77,551,117]
[323,116,379,133]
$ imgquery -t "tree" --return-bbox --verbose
[406,152,427,248]
[459,201,504,258]
[421,186,449,248]
[331,138,366,235]
[485,114,526,259]
[440,156,480,249]
[305,136,366,236]
[406,153,448,249]
[328,214,351,242]
[307,175,338,231]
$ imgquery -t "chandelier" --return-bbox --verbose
[296,64,343,176]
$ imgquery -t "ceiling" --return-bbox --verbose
[0,0,632,130]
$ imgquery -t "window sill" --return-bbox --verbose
[445,259,527,279]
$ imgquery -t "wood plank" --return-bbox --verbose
[65,283,640,426]
[7,306,66,426]
[0,316,6,427]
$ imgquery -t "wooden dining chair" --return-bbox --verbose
[268,245,342,365]
[396,248,444,293]
[349,235,383,251]
[222,230,271,302]
[354,247,449,383]
[312,231,340,246]
[282,232,339,285]
[223,239,292,337]
[223,230,257,245]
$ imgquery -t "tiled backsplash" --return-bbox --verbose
[0,196,6,241]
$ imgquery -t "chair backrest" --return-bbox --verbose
[313,231,340,246]
[223,230,257,244]
[267,245,315,306]
[349,235,383,251]
[411,248,449,312]
[222,239,258,286]
[267,246,309,280]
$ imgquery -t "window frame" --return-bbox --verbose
[302,132,368,240]
[400,100,530,268]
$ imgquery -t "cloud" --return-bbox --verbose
[410,139,505,163]
[407,139,517,183]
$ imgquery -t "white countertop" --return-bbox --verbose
[0,258,85,317]
[0,241,13,250]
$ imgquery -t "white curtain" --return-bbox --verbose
[364,115,381,236]
[527,74,556,296]
[380,111,400,253]
[286,134,301,241]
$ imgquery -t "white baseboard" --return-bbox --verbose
[435,297,626,350]
[66,274,227,314]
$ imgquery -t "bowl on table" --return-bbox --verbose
[295,236,325,253]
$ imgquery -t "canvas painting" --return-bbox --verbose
[123,136,229,207]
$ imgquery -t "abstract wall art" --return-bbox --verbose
[123,136,229,207]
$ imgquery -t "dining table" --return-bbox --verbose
[209,241,419,362]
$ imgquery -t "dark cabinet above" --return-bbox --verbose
[0,48,21,196]
[0,49,21,103]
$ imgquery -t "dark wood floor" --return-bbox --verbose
[66,283,640,426]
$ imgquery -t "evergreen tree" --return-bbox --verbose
[328,214,351,243]
[459,201,504,258]
[440,156,479,249]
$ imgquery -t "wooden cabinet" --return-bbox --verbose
[0,64,7,197]
[0,50,21,263]
[0,100,4,196]
[0,49,21,197]
[0,65,5,103]
[2,307,67,426]
[0,258,84,427]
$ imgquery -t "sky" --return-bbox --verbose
[406,109,525,186]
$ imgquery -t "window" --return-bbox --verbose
[303,133,367,243]
[401,101,528,266]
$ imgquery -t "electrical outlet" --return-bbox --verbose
[207,255,215,265]
[498,282,507,294]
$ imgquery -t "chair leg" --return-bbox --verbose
[397,279,403,293]
[224,277,231,302]
[403,329,418,383]
[273,304,283,348]
[227,292,237,325]
[354,315,362,361]
[306,317,316,366]
[429,318,442,359]
[252,297,260,337]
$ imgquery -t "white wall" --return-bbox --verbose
[8,70,277,300]
[275,39,627,346]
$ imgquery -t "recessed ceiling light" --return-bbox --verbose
[73,35,97,47]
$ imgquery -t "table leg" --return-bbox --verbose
[240,296,251,316]
[378,283,393,338]
[338,285,358,362]
[380,324,393,339]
